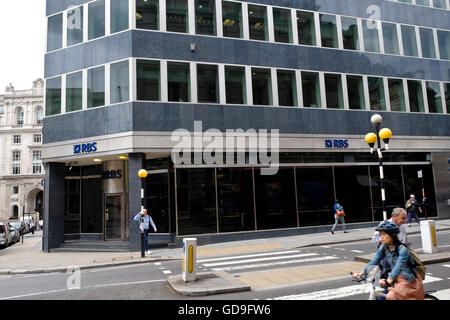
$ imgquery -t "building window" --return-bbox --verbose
[296,11,316,47]
[47,13,62,52]
[362,19,380,53]
[67,6,83,46]
[301,71,321,108]
[88,66,105,108]
[341,17,359,50]
[368,77,386,111]
[408,80,425,112]
[401,25,418,57]
[34,134,42,143]
[225,66,246,104]
[110,60,130,104]
[432,0,447,8]
[66,71,83,112]
[196,0,216,36]
[445,83,450,113]
[36,108,44,125]
[167,0,188,33]
[13,135,21,144]
[437,30,450,60]
[12,151,20,175]
[277,70,297,107]
[425,81,443,113]
[388,78,406,112]
[13,186,19,194]
[252,68,272,105]
[16,108,24,126]
[248,4,268,41]
[197,64,218,103]
[137,60,161,101]
[46,77,62,116]
[88,0,106,40]
[136,0,159,30]
[222,1,242,38]
[325,73,344,109]
[419,27,436,58]
[273,7,292,44]
[416,0,430,6]
[347,75,365,110]
[111,0,129,34]
[0,106,4,114]
[320,14,338,48]
[168,62,190,102]
[382,22,400,55]
[32,151,42,174]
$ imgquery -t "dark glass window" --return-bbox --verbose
[66,71,83,112]
[88,0,105,40]
[47,13,62,52]
[225,66,246,104]
[432,0,447,8]
[425,81,443,113]
[302,72,321,108]
[87,66,105,108]
[167,0,188,33]
[67,6,83,46]
[437,30,450,60]
[197,64,218,103]
[110,60,130,104]
[362,19,380,53]
[252,68,272,105]
[137,0,159,30]
[403,165,437,218]
[341,17,359,50]
[297,11,316,46]
[273,7,292,43]
[196,0,216,36]
[347,75,365,110]
[320,14,338,48]
[382,22,399,55]
[137,60,160,101]
[248,4,268,41]
[420,27,436,59]
[254,168,297,230]
[168,62,190,102]
[45,77,61,116]
[388,78,406,112]
[217,168,255,233]
[325,74,344,109]
[408,80,425,112]
[222,1,242,38]
[368,77,386,111]
[81,178,102,233]
[64,179,80,234]
[401,25,418,57]
[177,168,217,236]
[296,168,334,227]
[111,0,129,34]
[445,83,450,113]
[277,70,297,107]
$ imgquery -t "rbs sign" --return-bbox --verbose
[74,142,97,154]
[325,139,349,149]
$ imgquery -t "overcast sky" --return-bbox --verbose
[0,0,45,93]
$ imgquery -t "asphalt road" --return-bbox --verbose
[1,231,449,301]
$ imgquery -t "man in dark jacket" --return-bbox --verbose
[406,194,422,227]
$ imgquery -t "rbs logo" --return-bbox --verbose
[325,139,349,149]
[74,142,97,154]
[101,170,122,180]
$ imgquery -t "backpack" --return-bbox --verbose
[407,247,426,280]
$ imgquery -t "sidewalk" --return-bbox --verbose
[2,219,450,296]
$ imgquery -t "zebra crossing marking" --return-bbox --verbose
[202,253,318,268]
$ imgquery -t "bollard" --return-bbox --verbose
[182,238,197,283]
[420,220,439,254]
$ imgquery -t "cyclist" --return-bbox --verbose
[352,221,425,300]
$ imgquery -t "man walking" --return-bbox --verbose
[134,209,157,255]
[331,200,348,234]
[406,194,422,227]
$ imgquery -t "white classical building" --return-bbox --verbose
[0,79,45,221]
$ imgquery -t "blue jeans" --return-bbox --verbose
[407,211,420,224]
[144,229,149,251]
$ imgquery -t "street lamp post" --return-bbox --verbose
[365,114,393,221]
[138,169,148,258]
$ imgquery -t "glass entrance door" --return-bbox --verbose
[105,195,122,240]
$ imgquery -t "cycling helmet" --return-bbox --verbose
[375,221,400,236]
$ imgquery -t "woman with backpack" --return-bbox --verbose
[352,221,425,300]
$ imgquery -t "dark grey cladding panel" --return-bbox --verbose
[43,102,450,144]
[43,103,133,144]
[133,31,450,82]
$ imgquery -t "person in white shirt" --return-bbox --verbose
[134,209,157,255]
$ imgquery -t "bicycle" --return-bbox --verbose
[351,266,439,300]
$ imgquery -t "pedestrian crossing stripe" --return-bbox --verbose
[202,253,318,268]
[197,250,300,264]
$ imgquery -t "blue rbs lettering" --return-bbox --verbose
[325,139,348,149]
[101,170,122,180]
[74,142,97,154]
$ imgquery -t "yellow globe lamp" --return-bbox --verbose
[379,128,393,149]
[138,169,148,179]
[365,132,377,153]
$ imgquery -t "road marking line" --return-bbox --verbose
[154,262,162,266]
[269,284,372,300]
[89,263,149,273]
[85,279,166,289]
[0,289,71,300]
[202,253,318,267]
[212,256,339,271]
[422,275,443,284]
[442,265,450,268]
[198,250,299,263]
[163,270,172,274]
[350,250,364,253]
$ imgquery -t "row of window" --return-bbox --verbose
[46,58,450,115]
[13,134,43,144]
[11,151,42,175]
[392,0,449,10]
[47,0,450,61]
[4,107,44,127]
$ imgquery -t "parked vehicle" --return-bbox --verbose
[8,224,21,243]
[0,222,14,248]
[9,221,24,236]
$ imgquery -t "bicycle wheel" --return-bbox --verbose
[424,294,439,300]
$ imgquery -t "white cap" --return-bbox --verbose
[410,194,415,198]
